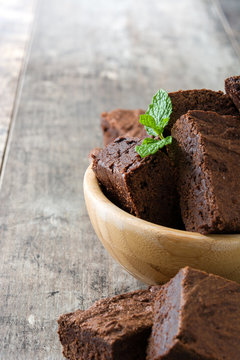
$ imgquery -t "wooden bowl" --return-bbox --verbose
[84,165,240,285]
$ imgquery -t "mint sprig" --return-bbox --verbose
[135,136,172,158]
[135,89,172,158]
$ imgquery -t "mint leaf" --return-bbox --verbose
[145,126,159,137]
[135,89,173,158]
[135,139,162,158]
[139,114,160,136]
[146,89,172,131]
[141,138,159,144]
[160,135,172,147]
[135,136,172,158]
[158,117,170,134]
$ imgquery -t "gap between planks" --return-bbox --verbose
[212,0,240,60]
[0,0,38,183]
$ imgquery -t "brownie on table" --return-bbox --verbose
[171,110,240,234]
[147,267,240,360]
[100,90,238,145]
[225,75,240,112]
[58,287,160,360]
[101,109,146,145]
[92,136,181,229]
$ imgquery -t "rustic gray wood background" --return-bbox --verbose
[0,0,239,359]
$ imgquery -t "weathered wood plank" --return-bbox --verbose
[0,0,35,172]
[215,0,240,59]
[0,0,239,359]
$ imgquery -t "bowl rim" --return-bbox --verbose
[84,165,239,240]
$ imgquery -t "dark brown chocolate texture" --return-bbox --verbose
[171,110,240,234]
[58,287,161,360]
[147,267,240,360]
[101,109,146,145]
[167,88,238,132]
[101,90,238,145]
[225,75,240,112]
[92,136,181,228]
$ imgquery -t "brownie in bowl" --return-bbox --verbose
[225,75,240,112]
[91,136,182,229]
[171,110,240,234]
[101,109,146,145]
[167,88,238,132]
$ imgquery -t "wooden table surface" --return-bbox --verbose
[0,0,239,358]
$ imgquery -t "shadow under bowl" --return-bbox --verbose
[84,165,240,285]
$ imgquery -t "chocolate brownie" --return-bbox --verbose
[58,287,161,360]
[92,136,182,228]
[101,109,146,145]
[225,75,240,112]
[101,90,238,145]
[147,267,240,360]
[167,89,238,132]
[171,110,240,234]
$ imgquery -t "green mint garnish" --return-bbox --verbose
[135,136,172,158]
[135,89,172,158]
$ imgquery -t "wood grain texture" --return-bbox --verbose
[0,0,35,171]
[215,0,240,59]
[0,0,239,359]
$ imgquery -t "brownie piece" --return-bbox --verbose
[147,267,240,360]
[101,90,238,145]
[171,110,240,234]
[58,287,161,360]
[101,109,146,145]
[167,89,238,133]
[225,75,240,112]
[92,136,181,228]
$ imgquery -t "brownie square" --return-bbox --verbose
[167,89,238,132]
[92,136,181,228]
[147,267,240,360]
[58,287,160,360]
[171,110,240,234]
[225,75,240,112]
[101,109,146,145]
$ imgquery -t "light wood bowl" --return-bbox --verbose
[84,165,240,285]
